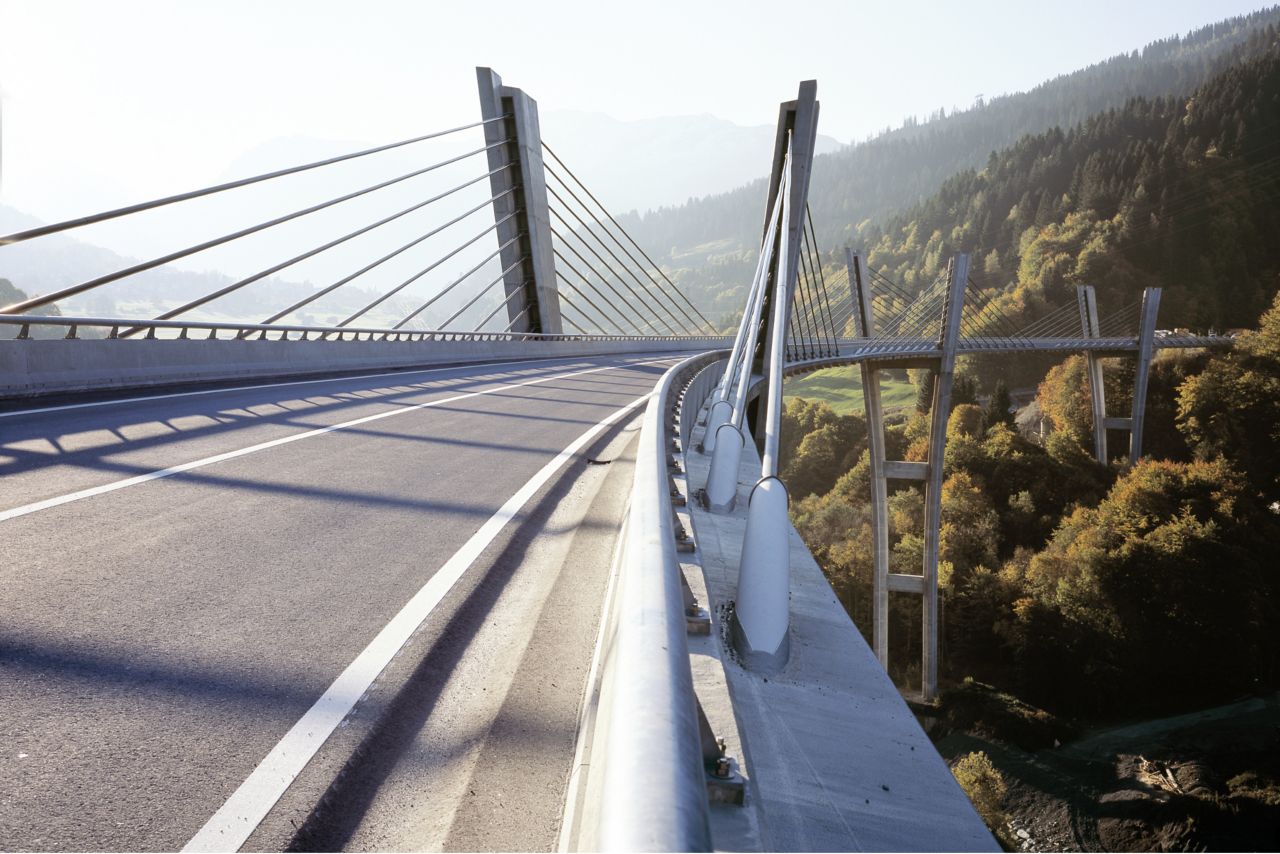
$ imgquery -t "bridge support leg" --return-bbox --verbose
[848,250,890,666]
[1078,285,1109,464]
[1076,286,1161,467]
[918,255,968,701]
[1128,288,1161,465]
[862,362,891,668]
[476,68,562,334]
[848,252,967,699]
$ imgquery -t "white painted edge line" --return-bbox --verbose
[0,359,669,524]
[182,390,654,853]
[557,495,631,853]
[0,353,627,420]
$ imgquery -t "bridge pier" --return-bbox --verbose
[1076,284,1162,466]
[848,252,968,700]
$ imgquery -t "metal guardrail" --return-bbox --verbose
[587,349,726,852]
[0,313,731,345]
[679,361,727,457]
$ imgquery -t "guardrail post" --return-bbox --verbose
[476,67,562,335]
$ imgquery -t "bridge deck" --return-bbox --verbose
[0,354,671,851]
[679,409,996,852]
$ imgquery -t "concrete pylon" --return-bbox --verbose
[732,80,820,672]
[475,68,562,335]
[745,80,820,444]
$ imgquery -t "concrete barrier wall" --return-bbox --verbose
[0,338,722,399]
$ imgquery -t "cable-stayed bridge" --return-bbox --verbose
[0,71,1228,852]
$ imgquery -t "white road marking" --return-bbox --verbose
[181,390,653,853]
[0,353,636,420]
[0,359,667,523]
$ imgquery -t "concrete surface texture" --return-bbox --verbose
[0,353,669,851]
[0,337,719,398]
[682,408,1000,852]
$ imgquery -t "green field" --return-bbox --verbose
[784,365,916,416]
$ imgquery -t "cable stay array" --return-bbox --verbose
[540,142,714,337]
[834,256,1153,358]
[0,114,720,343]
[784,206,845,360]
[0,118,536,333]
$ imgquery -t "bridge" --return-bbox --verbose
[0,71,1228,852]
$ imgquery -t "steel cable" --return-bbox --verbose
[2,139,515,315]
[0,116,511,249]
[541,144,714,332]
[547,211,672,335]
[394,233,524,330]
[543,171,691,334]
[338,211,520,327]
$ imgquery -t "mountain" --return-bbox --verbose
[861,31,1280,334]
[538,110,843,215]
[618,6,1280,323]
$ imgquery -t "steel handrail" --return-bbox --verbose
[0,313,732,344]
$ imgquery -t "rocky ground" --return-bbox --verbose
[930,691,1280,851]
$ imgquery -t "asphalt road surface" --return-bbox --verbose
[0,353,674,851]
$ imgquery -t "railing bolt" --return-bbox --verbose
[714,757,731,778]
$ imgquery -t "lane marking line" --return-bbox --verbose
[0,353,663,420]
[182,391,653,853]
[0,359,669,523]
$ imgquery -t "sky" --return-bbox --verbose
[0,0,1274,223]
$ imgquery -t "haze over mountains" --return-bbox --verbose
[625,6,1280,327]
[539,110,842,213]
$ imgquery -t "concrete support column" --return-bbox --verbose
[751,81,820,381]
[848,250,889,665]
[1075,285,1161,467]
[476,67,562,334]
[863,363,891,667]
[1128,287,1161,465]
[918,254,968,701]
[1077,285,1109,464]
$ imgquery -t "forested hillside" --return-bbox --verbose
[626,8,1280,327]
[862,26,1280,333]
[788,300,1280,711]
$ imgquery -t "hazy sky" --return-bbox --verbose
[0,0,1273,221]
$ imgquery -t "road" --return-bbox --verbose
[0,353,675,851]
